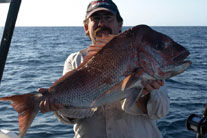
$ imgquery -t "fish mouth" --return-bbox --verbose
[161,50,191,70]
[171,50,191,70]
[162,60,192,70]
[172,50,190,62]
[175,60,192,66]
[160,60,192,79]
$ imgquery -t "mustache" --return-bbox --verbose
[94,27,112,36]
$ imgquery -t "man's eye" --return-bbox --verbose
[90,15,114,22]
[92,16,100,21]
[105,15,112,19]
[104,15,113,21]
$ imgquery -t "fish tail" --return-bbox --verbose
[0,92,41,138]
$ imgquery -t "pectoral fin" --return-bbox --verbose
[90,74,142,107]
[122,87,143,113]
[90,81,125,107]
[90,69,148,108]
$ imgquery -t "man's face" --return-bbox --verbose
[84,10,122,44]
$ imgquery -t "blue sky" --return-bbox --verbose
[0,0,206,26]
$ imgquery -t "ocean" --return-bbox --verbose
[0,26,206,138]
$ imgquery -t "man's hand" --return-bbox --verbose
[88,34,115,54]
[38,88,64,113]
[136,80,164,114]
[141,80,164,97]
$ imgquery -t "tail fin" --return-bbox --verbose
[0,93,40,138]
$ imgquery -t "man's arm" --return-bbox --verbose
[122,80,170,119]
[136,80,164,114]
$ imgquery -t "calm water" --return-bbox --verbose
[0,26,207,138]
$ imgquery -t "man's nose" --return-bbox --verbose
[98,17,106,26]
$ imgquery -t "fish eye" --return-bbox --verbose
[154,42,166,50]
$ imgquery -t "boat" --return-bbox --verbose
[0,129,18,138]
[0,0,21,137]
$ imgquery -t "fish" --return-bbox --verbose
[0,25,191,138]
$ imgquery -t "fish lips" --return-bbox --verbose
[170,50,192,72]
[160,60,192,79]
[160,49,191,79]
[172,50,190,62]
[175,60,192,66]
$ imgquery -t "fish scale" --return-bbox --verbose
[57,47,133,107]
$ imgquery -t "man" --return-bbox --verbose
[39,0,170,138]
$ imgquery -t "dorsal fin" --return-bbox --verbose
[78,34,116,69]
[49,35,116,90]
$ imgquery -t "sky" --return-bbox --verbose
[0,0,207,26]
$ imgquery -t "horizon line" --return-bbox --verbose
[1,25,207,27]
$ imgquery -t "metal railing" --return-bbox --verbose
[0,0,22,86]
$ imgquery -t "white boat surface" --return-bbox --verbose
[0,129,18,138]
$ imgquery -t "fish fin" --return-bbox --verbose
[0,93,40,138]
[90,83,123,107]
[91,70,145,107]
[78,34,116,69]
[120,75,132,91]
[90,75,134,107]
[122,70,145,90]
[122,87,143,112]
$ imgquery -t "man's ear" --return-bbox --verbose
[84,24,89,36]
[118,22,123,33]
